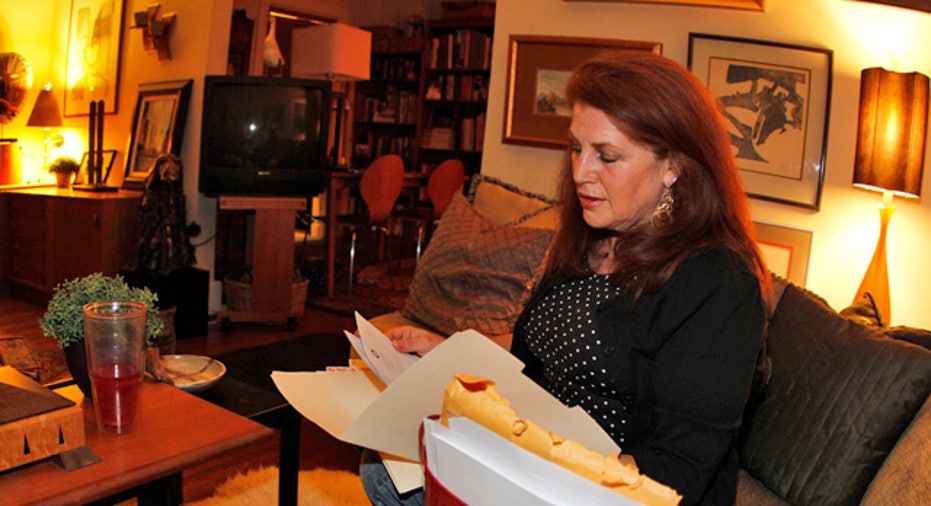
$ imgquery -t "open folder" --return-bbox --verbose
[272,313,620,493]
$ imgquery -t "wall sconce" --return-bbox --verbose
[852,66,928,323]
[291,23,372,166]
[133,3,176,62]
[26,82,64,171]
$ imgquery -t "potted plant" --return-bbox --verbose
[47,156,80,188]
[39,272,164,397]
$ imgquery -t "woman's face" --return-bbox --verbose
[569,103,676,233]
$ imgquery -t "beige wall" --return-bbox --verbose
[483,0,931,329]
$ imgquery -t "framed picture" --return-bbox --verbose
[688,33,832,210]
[561,0,763,9]
[502,35,662,150]
[753,221,813,286]
[77,149,117,184]
[64,0,125,117]
[123,80,193,190]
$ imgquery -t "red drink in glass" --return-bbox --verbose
[91,363,142,434]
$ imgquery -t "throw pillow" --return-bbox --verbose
[400,192,555,336]
[739,283,931,505]
[839,292,886,327]
[467,174,556,227]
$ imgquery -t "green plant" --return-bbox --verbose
[39,273,165,348]
[47,156,80,174]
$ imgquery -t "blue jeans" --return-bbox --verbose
[360,448,425,506]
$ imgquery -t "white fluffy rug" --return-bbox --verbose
[186,466,369,506]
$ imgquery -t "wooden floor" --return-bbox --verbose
[0,293,364,503]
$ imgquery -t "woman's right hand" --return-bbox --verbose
[385,325,445,356]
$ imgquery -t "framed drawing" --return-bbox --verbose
[64,0,125,117]
[503,35,662,150]
[561,0,764,10]
[122,79,192,190]
[753,221,813,285]
[77,149,116,184]
[688,33,832,210]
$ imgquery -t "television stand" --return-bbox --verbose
[216,195,306,330]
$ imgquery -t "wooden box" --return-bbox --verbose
[0,366,84,472]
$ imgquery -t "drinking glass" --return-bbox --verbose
[84,300,147,435]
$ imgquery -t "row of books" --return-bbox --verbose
[356,86,418,124]
[353,134,416,163]
[425,74,488,102]
[428,29,492,70]
[421,113,485,152]
[371,57,420,82]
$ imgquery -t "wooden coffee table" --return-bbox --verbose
[0,380,275,505]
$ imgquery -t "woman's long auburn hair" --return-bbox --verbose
[546,51,770,299]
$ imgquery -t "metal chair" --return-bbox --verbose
[394,159,465,263]
[335,154,405,296]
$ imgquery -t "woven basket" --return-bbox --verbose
[223,277,309,316]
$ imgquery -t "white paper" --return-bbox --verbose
[344,311,419,385]
[422,417,640,505]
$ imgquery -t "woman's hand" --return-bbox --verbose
[385,325,445,356]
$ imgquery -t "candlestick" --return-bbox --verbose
[96,100,104,184]
[88,101,97,184]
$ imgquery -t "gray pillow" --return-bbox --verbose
[739,283,931,505]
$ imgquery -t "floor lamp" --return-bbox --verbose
[290,22,372,167]
[852,67,928,324]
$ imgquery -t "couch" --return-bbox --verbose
[368,175,931,505]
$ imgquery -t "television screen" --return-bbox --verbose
[199,75,331,196]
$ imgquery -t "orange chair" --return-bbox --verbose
[336,154,405,296]
[394,159,465,263]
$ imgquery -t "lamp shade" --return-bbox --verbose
[26,83,63,128]
[290,23,372,81]
[853,67,928,198]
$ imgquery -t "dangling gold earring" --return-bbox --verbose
[652,184,675,228]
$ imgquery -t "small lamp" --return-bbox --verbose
[26,82,64,170]
[291,23,372,166]
[852,67,929,323]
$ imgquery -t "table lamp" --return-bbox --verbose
[291,23,372,166]
[852,67,928,323]
[26,82,64,172]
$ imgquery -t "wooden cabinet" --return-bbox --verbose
[0,188,141,302]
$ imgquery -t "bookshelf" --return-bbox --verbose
[418,19,494,181]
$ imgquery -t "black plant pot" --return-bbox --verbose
[63,341,93,399]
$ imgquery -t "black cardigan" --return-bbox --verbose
[511,248,765,505]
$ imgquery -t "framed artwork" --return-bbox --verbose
[64,0,125,117]
[753,221,813,286]
[561,0,764,9]
[77,149,116,184]
[688,33,832,210]
[502,35,662,150]
[123,79,192,190]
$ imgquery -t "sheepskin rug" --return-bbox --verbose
[187,467,369,506]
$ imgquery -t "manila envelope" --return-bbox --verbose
[272,330,619,490]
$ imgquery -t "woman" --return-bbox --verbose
[365,51,769,506]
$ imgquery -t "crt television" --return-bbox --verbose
[198,75,331,197]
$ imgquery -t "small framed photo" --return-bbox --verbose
[502,35,662,150]
[753,221,813,286]
[688,33,833,210]
[123,79,193,190]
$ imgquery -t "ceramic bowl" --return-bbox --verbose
[161,354,226,393]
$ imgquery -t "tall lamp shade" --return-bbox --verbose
[290,23,372,81]
[852,67,929,323]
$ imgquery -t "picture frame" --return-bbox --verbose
[77,149,117,185]
[122,79,193,191]
[688,33,833,210]
[561,0,764,10]
[502,35,662,150]
[64,0,125,117]
[753,221,813,286]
